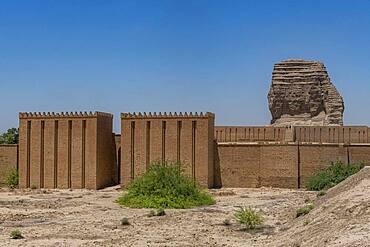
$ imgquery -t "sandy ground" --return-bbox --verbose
[0,168,369,247]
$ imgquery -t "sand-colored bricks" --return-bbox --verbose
[18,112,116,189]
[120,112,215,188]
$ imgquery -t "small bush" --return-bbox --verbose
[117,161,215,209]
[223,218,231,226]
[10,229,23,239]
[147,208,166,217]
[120,218,130,225]
[317,191,326,197]
[234,207,264,230]
[303,220,310,226]
[296,204,314,218]
[155,208,166,216]
[30,185,37,190]
[305,161,364,191]
[5,169,18,189]
[147,210,156,217]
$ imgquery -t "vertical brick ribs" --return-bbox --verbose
[121,112,215,188]
[18,112,115,189]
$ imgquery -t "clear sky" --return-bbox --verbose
[1,0,370,132]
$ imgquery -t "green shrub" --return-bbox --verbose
[305,161,364,191]
[120,217,130,225]
[30,185,37,190]
[296,204,314,218]
[147,208,166,217]
[155,208,166,216]
[117,161,215,209]
[223,218,231,226]
[234,207,264,230]
[10,229,23,239]
[5,169,18,189]
[317,191,326,197]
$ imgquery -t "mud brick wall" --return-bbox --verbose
[121,112,215,188]
[215,126,292,142]
[216,143,298,188]
[298,144,348,186]
[0,145,18,186]
[294,126,369,143]
[19,112,115,189]
[348,145,370,166]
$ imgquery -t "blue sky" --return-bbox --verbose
[1,0,370,132]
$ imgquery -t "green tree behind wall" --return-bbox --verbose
[0,128,19,144]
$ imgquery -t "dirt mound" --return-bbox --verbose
[267,167,370,247]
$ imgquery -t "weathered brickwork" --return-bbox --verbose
[216,142,370,188]
[121,112,215,188]
[0,145,18,185]
[19,112,115,189]
[216,143,298,188]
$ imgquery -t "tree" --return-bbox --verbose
[0,128,19,144]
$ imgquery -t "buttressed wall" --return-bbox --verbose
[121,112,215,188]
[19,112,115,189]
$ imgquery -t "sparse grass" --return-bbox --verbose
[10,229,23,239]
[223,218,231,226]
[317,191,326,197]
[147,208,166,217]
[234,207,264,230]
[5,168,18,189]
[155,208,165,216]
[147,210,156,217]
[296,204,314,218]
[120,218,130,225]
[305,161,364,191]
[303,220,310,226]
[117,161,215,209]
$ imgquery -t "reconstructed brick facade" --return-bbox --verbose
[215,126,293,142]
[18,112,116,189]
[294,126,370,143]
[121,112,215,188]
[216,142,370,188]
[1,110,367,190]
[0,145,18,185]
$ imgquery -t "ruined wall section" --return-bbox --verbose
[19,112,115,189]
[0,145,18,186]
[121,112,215,188]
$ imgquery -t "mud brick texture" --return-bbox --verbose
[18,112,116,189]
[0,145,18,186]
[121,112,215,188]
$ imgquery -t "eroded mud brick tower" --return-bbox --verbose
[19,112,115,189]
[121,112,215,188]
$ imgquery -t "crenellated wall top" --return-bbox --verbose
[19,111,113,119]
[121,112,215,119]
